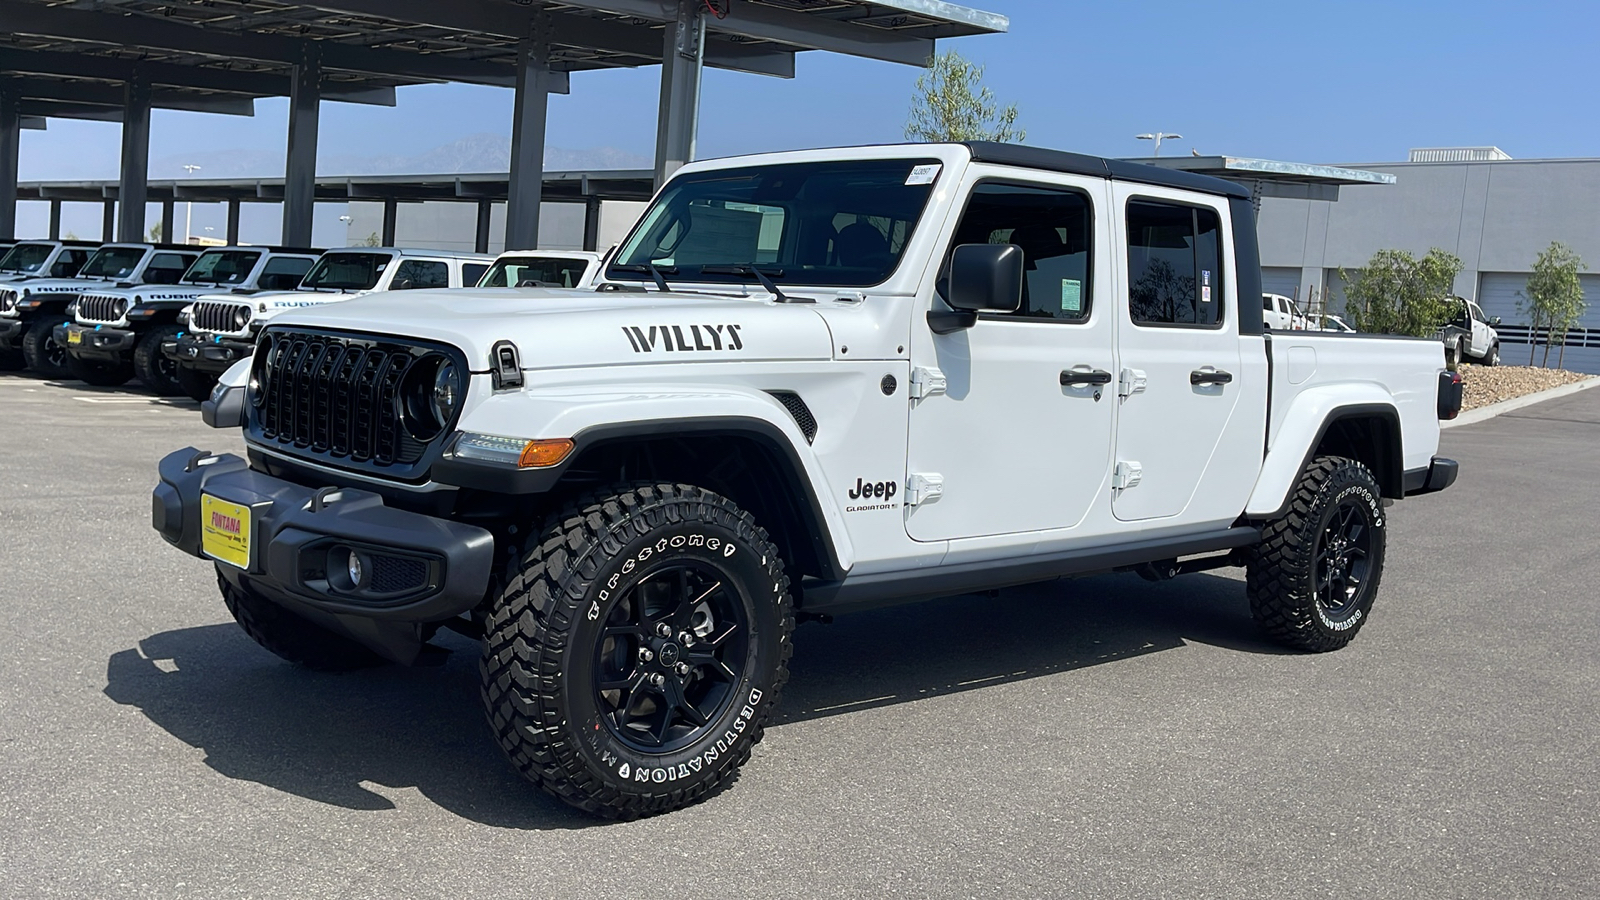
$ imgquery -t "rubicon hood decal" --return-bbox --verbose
[623,324,743,353]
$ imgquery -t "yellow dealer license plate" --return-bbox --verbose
[66,330,82,345]
[200,494,251,569]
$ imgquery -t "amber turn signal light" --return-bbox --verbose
[518,438,575,468]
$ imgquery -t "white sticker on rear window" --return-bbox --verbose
[906,164,942,185]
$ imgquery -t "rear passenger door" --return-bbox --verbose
[1110,184,1255,525]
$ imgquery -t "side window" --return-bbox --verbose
[145,253,192,285]
[393,259,449,290]
[947,182,1093,321]
[1126,200,1225,327]
[259,257,314,291]
[462,263,489,286]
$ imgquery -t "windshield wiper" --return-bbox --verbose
[611,263,678,293]
[699,265,812,304]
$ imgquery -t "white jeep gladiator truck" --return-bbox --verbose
[152,142,1462,820]
[168,247,493,402]
[59,246,320,395]
[0,242,198,379]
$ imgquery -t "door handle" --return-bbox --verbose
[1190,368,1234,386]
[1061,368,1113,386]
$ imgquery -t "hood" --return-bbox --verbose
[0,277,107,294]
[267,286,836,370]
[75,284,216,304]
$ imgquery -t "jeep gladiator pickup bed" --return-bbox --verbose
[152,142,1460,819]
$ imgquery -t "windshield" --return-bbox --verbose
[609,158,941,288]
[182,250,262,285]
[0,243,55,274]
[299,252,393,291]
[480,256,591,288]
[78,246,148,279]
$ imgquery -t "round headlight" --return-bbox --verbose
[398,355,458,441]
[114,298,129,317]
[234,306,252,329]
[432,361,460,424]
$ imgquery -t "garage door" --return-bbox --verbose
[1479,272,1600,373]
[1261,267,1301,300]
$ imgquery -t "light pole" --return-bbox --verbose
[181,163,202,243]
[1135,132,1183,157]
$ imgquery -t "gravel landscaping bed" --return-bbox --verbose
[1460,364,1592,410]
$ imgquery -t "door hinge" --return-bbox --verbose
[1112,461,1143,491]
[909,366,947,401]
[906,472,944,507]
[1118,368,1147,398]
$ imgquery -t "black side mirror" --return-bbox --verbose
[393,278,414,290]
[929,243,1023,334]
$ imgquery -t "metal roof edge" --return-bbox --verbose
[865,0,1009,32]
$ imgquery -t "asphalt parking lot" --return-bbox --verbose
[1,369,1596,900]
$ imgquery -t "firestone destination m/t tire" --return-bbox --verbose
[21,316,72,379]
[134,324,185,396]
[1247,456,1387,652]
[217,570,387,671]
[481,482,794,820]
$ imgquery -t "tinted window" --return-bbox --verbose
[481,256,592,289]
[1126,201,1224,327]
[145,253,195,285]
[300,252,392,290]
[183,250,262,285]
[392,259,449,290]
[462,263,490,286]
[0,243,54,273]
[611,158,941,288]
[946,182,1093,321]
[258,256,314,291]
[80,247,149,279]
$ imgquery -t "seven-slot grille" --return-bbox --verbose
[76,292,127,324]
[191,299,253,335]
[0,287,17,313]
[253,330,430,468]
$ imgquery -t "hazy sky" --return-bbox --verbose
[14,0,1598,240]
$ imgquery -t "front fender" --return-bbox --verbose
[1245,384,1399,518]
[439,383,856,573]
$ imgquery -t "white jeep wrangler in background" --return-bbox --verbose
[153,142,1462,819]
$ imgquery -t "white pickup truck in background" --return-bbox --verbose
[154,141,1461,820]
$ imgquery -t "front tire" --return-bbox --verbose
[481,482,794,819]
[218,570,386,670]
[65,351,134,387]
[134,324,184,395]
[21,316,72,379]
[1480,341,1500,366]
[1247,456,1387,652]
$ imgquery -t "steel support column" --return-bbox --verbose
[505,35,552,251]
[0,85,19,240]
[226,199,241,244]
[654,0,705,187]
[102,199,115,241]
[583,196,602,252]
[161,199,176,244]
[48,200,61,239]
[475,199,492,254]
[117,69,152,242]
[281,44,322,247]
[380,198,398,247]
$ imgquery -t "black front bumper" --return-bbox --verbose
[0,315,26,348]
[1403,457,1459,496]
[57,322,136,360]
[153,447,495,636]
[165,332,255,373]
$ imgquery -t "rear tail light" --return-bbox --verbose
[1437,370,1464,420]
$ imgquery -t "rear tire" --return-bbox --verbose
[65,351,133,387]
[21,316,72,379]
[176,364,218,403]
[481,482,794,819]
[1247,456,1387,652]
[218,570,387,671]
[134,324,184,395]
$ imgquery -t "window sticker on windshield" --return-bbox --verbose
[1201,269,1212,304]
[1061,279,1082,313]
[905,164,942,186]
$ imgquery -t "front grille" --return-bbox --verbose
[76,293,124,324]
[252,329,441,471]
[191,299,253,335]
[0,288,17,314]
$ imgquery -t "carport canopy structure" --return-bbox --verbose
[0,0,1007,247]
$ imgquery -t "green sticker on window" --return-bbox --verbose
[1061,278,1082,313]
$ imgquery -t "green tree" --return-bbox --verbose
[362,231,381,247]
[63,230,79,240]
[1518,241,1586,368]
[147,221,163,242]
[1341,248,1461,339]
[905,50,1023,143]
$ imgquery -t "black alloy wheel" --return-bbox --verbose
[595,561,750,754]
[1313,499,1375,626]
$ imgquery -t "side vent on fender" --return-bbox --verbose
[767,391,817,444]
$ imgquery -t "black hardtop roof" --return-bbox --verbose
[961,141,1251,200]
